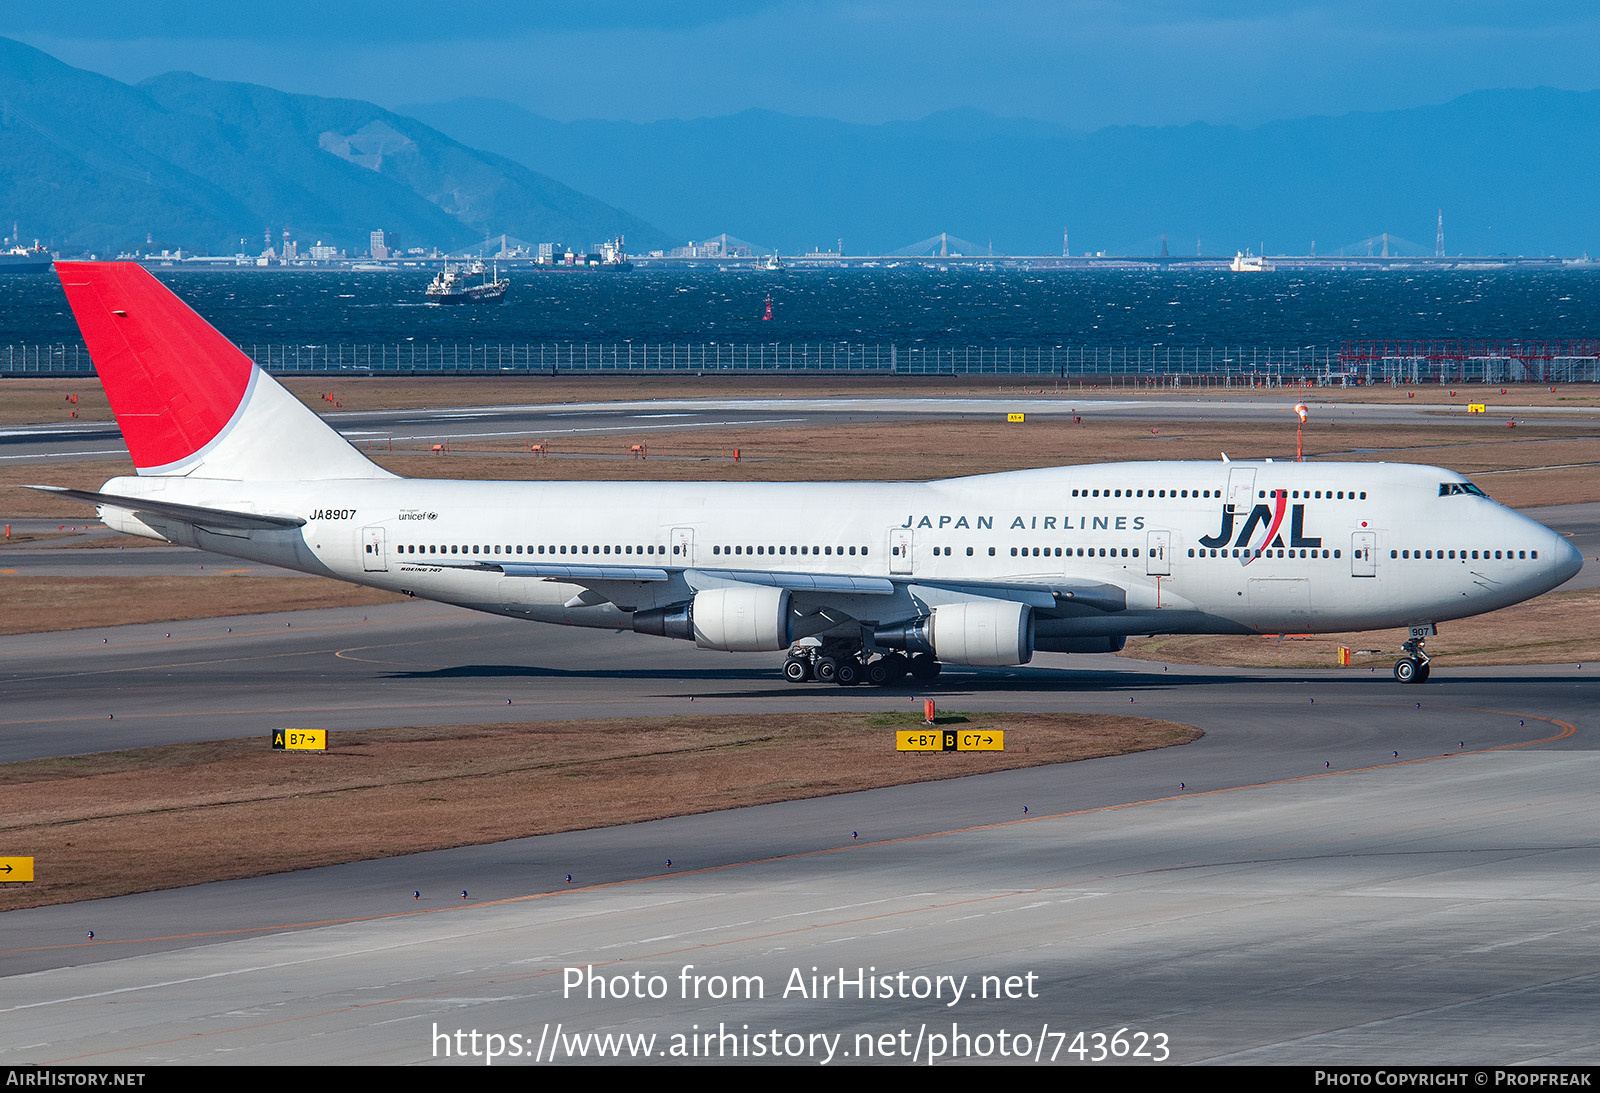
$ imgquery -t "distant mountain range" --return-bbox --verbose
[0,37,671,256]
[401,92,1600,257]
[5,31,1597,259]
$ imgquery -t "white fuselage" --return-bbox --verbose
[94,459,1581,649]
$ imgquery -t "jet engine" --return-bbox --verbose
[876,600,1034,666]
[632,586,793,651]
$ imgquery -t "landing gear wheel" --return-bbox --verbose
[867,654,909,686]
[834,658,863,686]
[880,653,909,684]
[910,654,942,683]
[1397,628,1433,684]
[783,656,812,683]
[814,657,839,684]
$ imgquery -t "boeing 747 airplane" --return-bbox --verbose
[35,263,1583,686]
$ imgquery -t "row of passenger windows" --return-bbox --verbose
[1190,548,1341,559]
[387,542,1363,563]
[1067,487,1370,501]
[1014,546,1138,558]
[712,545,866,557]
[398,544,678,556]
[1394,549,1536,560]
[1260,489,1366,500]
[390,539,1532,567]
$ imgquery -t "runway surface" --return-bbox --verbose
[3,395,1599,1064]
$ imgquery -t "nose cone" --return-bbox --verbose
[1551,532,1584,588]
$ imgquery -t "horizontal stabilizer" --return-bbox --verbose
[25,486,306,530]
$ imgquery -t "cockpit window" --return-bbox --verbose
[1439,481,1488,498]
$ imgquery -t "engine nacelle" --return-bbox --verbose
[877,600,1035,666]
[931,600,1034,665]
[690,586,793,651]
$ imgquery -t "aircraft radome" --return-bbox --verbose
[35,263,1583,686]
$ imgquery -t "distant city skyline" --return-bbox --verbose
[10,2,1600,131]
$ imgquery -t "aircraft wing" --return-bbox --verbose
[686,568,895,595]
[429,558,1121,615]
[498,562,671,582]
[25,486,307,531]
[909,579,1129,613]
[419,560,670,582]
[426,560,894,594]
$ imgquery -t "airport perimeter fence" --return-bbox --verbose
[6,341,1600,384]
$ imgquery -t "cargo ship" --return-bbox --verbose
[425,261,508,304]
[0,244,53,273]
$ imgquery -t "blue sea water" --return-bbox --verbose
[2,268,1596,349]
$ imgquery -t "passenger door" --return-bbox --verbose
[1226,467,1256,515]
[1145,530,1171,576]
[671,527,695,567]
[889,528,914,575]
[1350,531,1376,577]
[361,526,387,572]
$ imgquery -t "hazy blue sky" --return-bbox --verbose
[10,2,1600,129]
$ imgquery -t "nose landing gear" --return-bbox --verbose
[1394,625,1434,684]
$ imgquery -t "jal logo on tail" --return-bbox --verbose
[1199,490,1321,564]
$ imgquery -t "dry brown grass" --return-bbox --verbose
[2,460,132,517]
[20,533,163,549]
[0,711,1199,909]
[1123,586,1600,669]
[0,576,402,634]
[0,379,115,426]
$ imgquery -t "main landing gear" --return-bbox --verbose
[1393,625,1434,684]
[782,643,941,687]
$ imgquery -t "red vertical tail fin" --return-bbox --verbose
[56,263,390,480]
